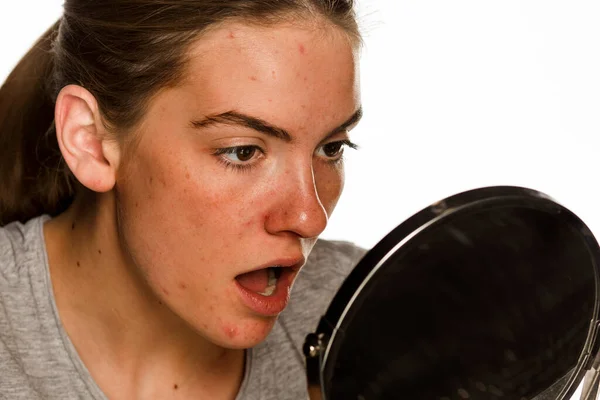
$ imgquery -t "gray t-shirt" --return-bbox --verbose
[0,216,366,399]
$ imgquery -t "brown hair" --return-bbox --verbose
[0,0,360,226]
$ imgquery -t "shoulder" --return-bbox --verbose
[307,238,367,271]
[0,216,48,283]
[300,238,367,293]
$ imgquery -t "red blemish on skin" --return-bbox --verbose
[162,288,170,296]
[228,31,235,39]
[268,99,272,103]
[301,105,306,109]
[158,300,163,305]
[250,76,257,81]
[271,70,276,79]
[298,43,305,54]
[174,384,179,390]
[135,202,139,207]
[179,283,187,290]
[185,172,190,179]
[225,326,238,339]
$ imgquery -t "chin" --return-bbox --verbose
[213,315,278,350]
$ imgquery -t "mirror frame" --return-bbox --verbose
[304,186,600,400]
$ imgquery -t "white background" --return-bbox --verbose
[2,2,599,397]
[1,1,599,252]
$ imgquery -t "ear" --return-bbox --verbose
[54,85,121,193]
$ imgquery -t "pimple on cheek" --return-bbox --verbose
[298,43,305,54]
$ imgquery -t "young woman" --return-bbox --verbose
[0,1,365,398]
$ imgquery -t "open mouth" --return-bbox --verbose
[235,266,284,297]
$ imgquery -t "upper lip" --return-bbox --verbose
[236,256,306,277]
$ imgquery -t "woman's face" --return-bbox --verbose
[115,21,361,348]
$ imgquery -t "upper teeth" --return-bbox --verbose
[258,267,278,297]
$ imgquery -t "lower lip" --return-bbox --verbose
[235,268,296,317]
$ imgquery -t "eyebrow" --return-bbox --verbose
[190,107,363,142]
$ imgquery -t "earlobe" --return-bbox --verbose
[54,85,120,193]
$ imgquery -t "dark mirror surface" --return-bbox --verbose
[322,205,597,400]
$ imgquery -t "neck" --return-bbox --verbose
[44,191,245,399]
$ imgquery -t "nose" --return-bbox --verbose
[264,164,329,239]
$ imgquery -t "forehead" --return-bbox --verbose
[174,21,360,135]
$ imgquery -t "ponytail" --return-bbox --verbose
[0,20,75,226]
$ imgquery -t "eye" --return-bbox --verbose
[215,145,262,162]
[232,146,257,162]
[316,140,358,161]
[213,145,265,171]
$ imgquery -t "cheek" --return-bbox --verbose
[316,164,345,214]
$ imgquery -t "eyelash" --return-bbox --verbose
[212,146,264,172]
[212,139,359,172]
[320,139,358,165]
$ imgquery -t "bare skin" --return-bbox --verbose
[44,20,361,399]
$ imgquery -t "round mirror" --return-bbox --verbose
[305,186,600,400]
